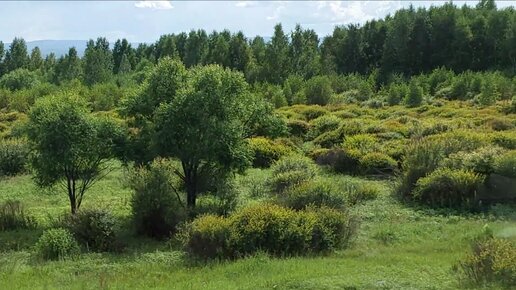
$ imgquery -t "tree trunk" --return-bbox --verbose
[183,161,198,210]
[67,177,78,215]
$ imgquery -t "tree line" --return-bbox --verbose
[0,0,514,87]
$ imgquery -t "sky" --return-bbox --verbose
[0,1,514,43]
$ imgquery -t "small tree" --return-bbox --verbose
[154,65,254,209]
[26,95,123,214]
[405,80,423,107]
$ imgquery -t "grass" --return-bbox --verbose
[0,165,515,289]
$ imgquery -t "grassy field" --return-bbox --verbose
[1,165,515,289]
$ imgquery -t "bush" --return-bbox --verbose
[179,214,231,260]
[269,155,318,193]
[314,148,360,174]
[313,128,346,148]
[248,137,293,168]
[0,138,29,176]
[305,76,333,105]
[63,209,119,252]
[440,146,505,175]
[280,179,346,210]
[130,159,186,239]
[34,228,80,261]
[413,168,483,209]
[306,114,342,140]
[491,132,516,149]
[0,200,36,231]
[342,134,379,155]
[359,152,397,175]
[287,119,310,137]
[0,69,39,91]
[457,235,516,287]
[180,204,357,259]
[404,81,424,107]
[341,181,381,206]
[493,150,516,178]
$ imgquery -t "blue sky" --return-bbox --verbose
[0,1,514,43]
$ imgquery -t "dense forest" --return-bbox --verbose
[0,0,515,289]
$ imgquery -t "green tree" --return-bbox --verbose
[29,47,44,71]
[405,80,424,107]
[4,38,29,72]
[117,53,132,75]
[113,39,135,74]
[228,31,251,73]
[265,24,290,84]
[26,95,124,214]
[54,47,82,84]
[83,38,114,86]
[154,65,254,209]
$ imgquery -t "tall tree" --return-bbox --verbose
[113,38,135,74]
[83,38,114,86]
[184,29,208,67]
[29,47,44,71]
[228,31,251,73]
[265,24,290,84]
[4,37,29,72]
[54,47,82,84]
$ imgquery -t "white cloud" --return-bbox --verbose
[134,1,173,10]
[266,1,287,21]
[235,1,257,8]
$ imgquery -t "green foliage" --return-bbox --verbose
[0,68,39,91]
[413,168,483,209]
[287,119,310,138]
[440,146,505,175]
[305,76,333,105]
[248,137,293,168]
[342,134,379,155]
[306,114,342,140]
[255,83,287,108]
[404,80,424,107]
[280,178,346,210]
[0,138,29,176]
[359,152,397,175]
[26,95,124,213]
[63,209,119,252]
[457,235,516,287]
[269,155,318,193]
[34,228,80,261]
[154,65,255,208]
[493,150,516,178]
[130,159,186,239]
[0,200,36,231]
[181,204,356,259]
[83,38,114,86]
[313,148,360,174]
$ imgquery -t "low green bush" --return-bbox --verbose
[130,159,186,239]
[313,148,360,174]
[180,204,357,259]
[457,235,516,287]
[248,137,293,168]
[493,150,516,178]
[359,152,397,175]
[269,155,318,194]
[306,114,342,140]
[339,180,381,205]
[280,179,346,210]
[440,146,505,175]
[413,168,483,209]
[287,119,310,137]
[34,228,80,261]
[0,200,36,231]
[0,138,29,176]
[63,209,119,252]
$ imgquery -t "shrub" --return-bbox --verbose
[314,148,360,174]
[306,114,342,140]
[491,132,516,149]
[493,150,516,178]
[297,105,328,120]
[0,200,36,231]
[280,179,346,210]
[359,152,397,175]
[34,228,80,261]
[179,214,231,260]
[305,76,333,105]
[342,181,381,206]
[248,137,293,168]
[413,168,483,209]
[486,117,514,131]
[313,128,346,148]
[0,138,29,176]
[63,209,119,252]
[441,146,505,175]
[342,134,379,155]
[404,80,424,107]
[269,155,318,193]
[0,69,39,91]
[130,159,186,239]
[287,119,310,137]
[457,235,516,287]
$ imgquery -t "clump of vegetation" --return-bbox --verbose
[0,200,36,231]
[359,152,397,175]
[130,159,186,239]
[413,168,483,209]
[180,204,356,260]
[62,209,120,252]
[493,150,516,178]
[456,229,516,287]
[269,155,319,194]
[279,178,346,210]
[0,138,29,177]
[248,137,293,168]
[34,228,80,261]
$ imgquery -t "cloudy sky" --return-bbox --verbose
[0,1,514,43]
